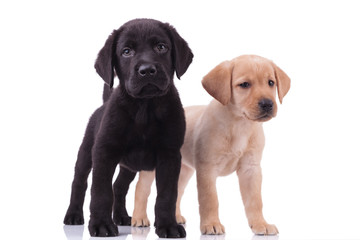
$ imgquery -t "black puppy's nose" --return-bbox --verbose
[138,64,157,77]
[258,99,273,112]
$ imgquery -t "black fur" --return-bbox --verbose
[63,19,193,238]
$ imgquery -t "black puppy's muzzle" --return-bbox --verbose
[130,63,170,98]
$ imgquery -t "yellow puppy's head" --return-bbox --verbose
[202,55,290,122]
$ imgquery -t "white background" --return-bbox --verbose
[1,0,359,240]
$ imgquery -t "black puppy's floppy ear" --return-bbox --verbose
[94,30,119,88]
[167,24,193,79]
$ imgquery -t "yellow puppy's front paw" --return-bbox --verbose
[201,222,225,235]
[131,216,150,227]
[251,222,278,235]
[176,214,186,224]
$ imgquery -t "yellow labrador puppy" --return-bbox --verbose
[131,55,290,235]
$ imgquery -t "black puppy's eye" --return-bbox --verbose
[122,47,134,57]
[268,80,275,87]
[155,43,168,53]
[239,82,251,89]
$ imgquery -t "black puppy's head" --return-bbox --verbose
[95,19,193,98]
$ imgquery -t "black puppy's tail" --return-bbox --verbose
[102,84,113,102]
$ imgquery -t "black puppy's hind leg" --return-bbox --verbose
[113,166,136,226]
[64,140,92,225]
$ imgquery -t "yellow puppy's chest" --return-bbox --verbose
[217,128,254,176]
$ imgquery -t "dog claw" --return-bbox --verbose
[131,216,151,227]
[88,220,119,237]
[113,215,132,226]
[156,224,186,238]
[201,222,225,235]
[176,214,186,224]
[251,222,278,235]
[63,210,84,225]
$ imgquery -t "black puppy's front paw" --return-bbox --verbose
[113,215,132,226]
[64,210,84,225]
[156,224,186,238]
[88,219,119,237]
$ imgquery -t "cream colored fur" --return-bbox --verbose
[131,55,290,235]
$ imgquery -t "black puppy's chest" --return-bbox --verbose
[121,102,168,171]
[133,101,158,133]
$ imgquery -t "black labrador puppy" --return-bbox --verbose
[63,19,193,238]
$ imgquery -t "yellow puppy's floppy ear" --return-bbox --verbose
[202,61,233,105]
[272,63,291,104]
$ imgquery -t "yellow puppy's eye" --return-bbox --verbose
[268,80,275,87]
[239,82,251,88]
